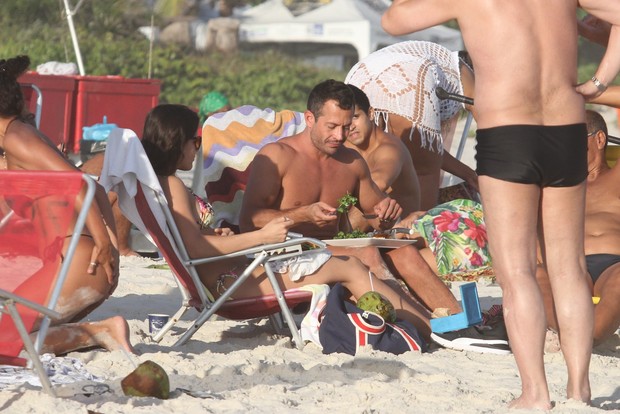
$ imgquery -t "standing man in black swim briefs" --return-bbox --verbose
[381,0,620,410]
[537,110,620,348]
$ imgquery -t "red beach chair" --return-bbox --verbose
[0,171,96,396]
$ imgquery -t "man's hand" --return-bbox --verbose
[373,197,402,227]
[307,202,338,227]
[576,78,606,101]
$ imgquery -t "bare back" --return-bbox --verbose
[457,0,584,127]
[383,0,585,128]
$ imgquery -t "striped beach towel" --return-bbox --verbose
[201,105,306,230]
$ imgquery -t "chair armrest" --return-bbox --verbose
[0,289,62,320]
[186,237,327,267]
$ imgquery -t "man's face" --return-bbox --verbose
[347,106,373,147]
[308,100,353,156]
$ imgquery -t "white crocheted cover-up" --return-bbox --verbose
[345,41,464,152]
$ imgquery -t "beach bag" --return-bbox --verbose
[318,283,427,355]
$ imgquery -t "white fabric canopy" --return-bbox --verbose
[236,0,463,60]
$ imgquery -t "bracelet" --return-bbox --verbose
[591,76,608,93]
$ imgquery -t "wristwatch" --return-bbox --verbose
[591,76,608,93]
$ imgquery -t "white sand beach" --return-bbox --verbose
[0,254,618,414]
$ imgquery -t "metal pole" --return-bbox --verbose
[62,0,86,75]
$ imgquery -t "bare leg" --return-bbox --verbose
[540,184,592,404]
[478,176,552,410]
[231,255,433,339]
[593,266,620,346]
[38,315,134,355]
[327,245,415,299]
[382,245,461,314]
[109,193,138,257]
[535,264,559,332]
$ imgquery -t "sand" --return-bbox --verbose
[0,255,618,413]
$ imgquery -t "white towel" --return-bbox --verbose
[99,128,168,245]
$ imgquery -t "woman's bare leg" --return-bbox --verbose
[38,315,134,355]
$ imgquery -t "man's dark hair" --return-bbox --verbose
[347,84,371,114]
[307,79,355,119]
[141,104,199,176]
[586,109,608,148]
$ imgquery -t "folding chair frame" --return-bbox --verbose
[0,172,96,396]
[137,186,325,349]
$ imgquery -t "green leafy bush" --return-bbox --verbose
[0,2,346,111]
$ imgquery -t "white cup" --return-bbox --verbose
[148,314,170,335]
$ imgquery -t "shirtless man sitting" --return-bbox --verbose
[240,79,508,354]
[537,110,620,347]
[343,84,461,314]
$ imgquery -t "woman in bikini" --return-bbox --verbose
[141,103,436,340]
[0,55,133,354]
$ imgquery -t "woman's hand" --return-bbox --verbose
[214,227,235,236]
[259,216,295,244]
[88,238,119,287]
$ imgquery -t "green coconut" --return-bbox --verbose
[121,360,170,399]
[357,291,397,323]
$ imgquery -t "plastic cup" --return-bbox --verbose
[148,314,170,335]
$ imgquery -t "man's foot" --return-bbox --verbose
[430,325,511,355]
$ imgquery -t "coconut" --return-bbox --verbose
[356,291,397,323]
[121,360,170,399]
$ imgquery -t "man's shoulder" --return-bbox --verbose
[372,130,408,158]
[258,135,300,156]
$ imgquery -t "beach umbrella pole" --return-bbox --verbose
[62,0,86,75]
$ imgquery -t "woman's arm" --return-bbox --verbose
[165,175,295,259]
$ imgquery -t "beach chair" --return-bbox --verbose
[0,171,96,396]
[19,83,43,129]
[99,128,325,349]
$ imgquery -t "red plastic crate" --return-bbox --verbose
[72,76,161,153]
[18,72,77,149]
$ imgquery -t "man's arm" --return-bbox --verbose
[381,0,457,36]
[577,3,620,100]
[239,144,337,232]
[366,144,403,193]
[346,144,404,231]
[355,157,402,228]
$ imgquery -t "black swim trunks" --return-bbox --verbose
[475,124,587,187]
[586,253,620,284]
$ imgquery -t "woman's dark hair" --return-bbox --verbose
[141,104,199,176]
[0,55,30,118]
[347,84,370,114]
[307,79,355,119]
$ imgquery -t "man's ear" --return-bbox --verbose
[596,131,607,150]
[368,107,375,120]
[304,110,315,127]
